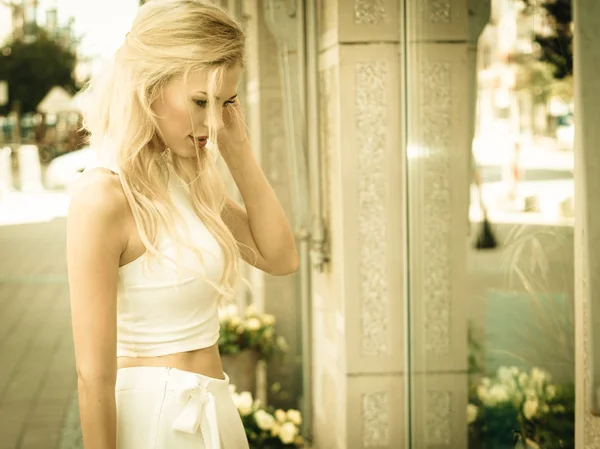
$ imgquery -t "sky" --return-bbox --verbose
[38,0,139,60]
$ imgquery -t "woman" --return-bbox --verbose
[66,1,299,448]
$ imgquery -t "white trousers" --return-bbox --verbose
[116,366,249,449]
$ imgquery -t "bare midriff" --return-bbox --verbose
[117,342,225,380]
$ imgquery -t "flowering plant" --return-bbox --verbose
[229,385,304,448]
[468,366,574,448]
[218,304,288,361]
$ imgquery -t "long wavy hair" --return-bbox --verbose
[81,0,246,301]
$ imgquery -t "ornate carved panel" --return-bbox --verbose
[420,62,452,354]
[354,0,385,24]
[426,391,452,445]
[355,62,390,357]
[362,391,390,447]
[427,0,452,24]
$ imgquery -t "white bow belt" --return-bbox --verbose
[171,378,221,449]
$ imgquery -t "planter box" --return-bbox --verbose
[221,349,259,395]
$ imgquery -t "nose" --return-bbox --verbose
[203,105,225,133]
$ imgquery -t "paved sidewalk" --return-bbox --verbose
[0,218,78,449]
[0,191,70,227]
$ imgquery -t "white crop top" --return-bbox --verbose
[86,158,224,358]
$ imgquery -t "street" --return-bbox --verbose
[0,218,79,449]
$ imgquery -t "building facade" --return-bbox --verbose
[221,0,593,448]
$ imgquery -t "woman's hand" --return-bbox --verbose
[217,99,249,155]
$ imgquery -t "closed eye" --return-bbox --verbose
[193,98,236,108]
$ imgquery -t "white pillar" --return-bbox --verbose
[240,0,303,409]
[18,145,43,193]
[312,1,405,448]
[405,0,471,447]
[573,0,600,446]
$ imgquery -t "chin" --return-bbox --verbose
[169,145,201,159]
[171,150,198,159]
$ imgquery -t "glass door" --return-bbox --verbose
[402,0,575,447]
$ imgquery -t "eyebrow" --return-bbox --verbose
[195,91,238,101]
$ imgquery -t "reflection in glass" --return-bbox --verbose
[467,1,574,447]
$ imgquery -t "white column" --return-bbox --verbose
[404,0,470,447]
[240,0,303,407]
[573,0,600,446]
[313,1,405,448]
[18,144,43,193]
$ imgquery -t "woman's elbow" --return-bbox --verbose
[76,365,116,390]
[268,252,300,276]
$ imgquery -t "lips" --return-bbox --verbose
[189,135,208,148]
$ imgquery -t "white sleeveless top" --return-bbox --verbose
[85,153,224,358]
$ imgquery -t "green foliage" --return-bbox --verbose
[521,0,573,80]
[521,384,575,449]
[468,364,575,449]
[230,386,304,448]
[514,60,557,105]
[218,304,288,361]
[468,323,484,375]
[0,29,78,114]
[473,402,521,448]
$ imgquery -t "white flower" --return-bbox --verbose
[229,316,241,327]
[228,384,237,395]
[220,304,239,320]
[246,317,262,331]
[467,404,478,424]
[276,336,288,352]
[478,383,509,407]
[552,404,566,413]
[518,372,529,387]
[261,313,276,326]
[274,409,287,423]
[524,388,537,400]
[497,367,513,383]
[245,304,258,316]
[488,384,509,405]
[263,327,274,339]
[546,385,556,400]
[481,377,491,387]
[287,409,302,426]
[279,422,298,444]
[233,391,254,416]
[271,423,281,437]
[523,398,539,420]
[477,385,490,404]
[531,367,547,386]
[254,410,276,431]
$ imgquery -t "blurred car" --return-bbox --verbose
[45,147,94,190]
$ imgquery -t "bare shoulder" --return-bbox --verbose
[69,168,128,224]
[68,169,130,250]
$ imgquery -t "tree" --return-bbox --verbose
[522,0,573,80]
[0,28,78,114]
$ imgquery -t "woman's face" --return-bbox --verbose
[152,65,242,158]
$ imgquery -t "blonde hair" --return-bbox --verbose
[81,0,246,301]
